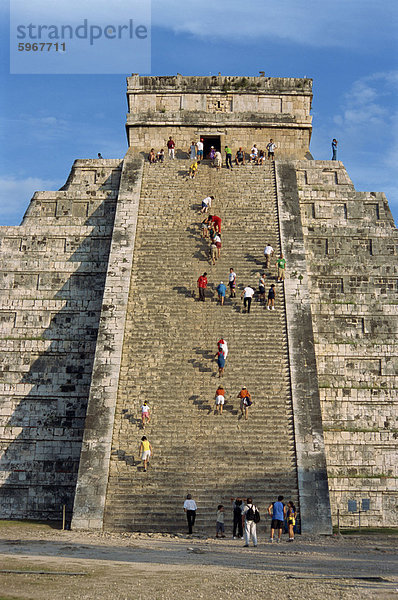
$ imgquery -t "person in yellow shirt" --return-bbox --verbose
[189,161,198,179]
[139,436,153,472]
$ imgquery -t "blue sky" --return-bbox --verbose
[1,0,397,225]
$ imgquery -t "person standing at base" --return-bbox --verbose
[197,272,208,301]
[231,498,243,539]
[268,495,286,542]
[241,285,255,313]
[139,436,153,472]
[216,505,225,538]
[242,497,258,547]
[332,138,338,160]
[183,494,197,535]
[287,500,297,542]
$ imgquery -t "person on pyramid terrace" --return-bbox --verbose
[216,504,226,538]
[196,138,204,161]
[224,145,233,170]
[228,268,237,297]
[256,149,265,165]
[231,497,244,539]
[217,281,226,305]
[267,284,276,311]
[241,284,255,313]
[210,240,218,265]
[268,495,286,543]
[209,146,216,161]
[235,147,245,166]
[250,144,258,163]
[264,243,274,270]
[200,195,214,214]
[157,148,165,163]
[189,141,197,160]
[214,385,225,414]
[331,138,338,160]
[242,497,259,547]
[183,494,197,535]
[259,272,266,302]
[214,150,222,171]
[141,401,151,427]
[148,148,156,164]
[215,346,226,377]
[167,136,175,159]
[276,253,286,281]
[237,386,252,420]
[266,138,276,160]
[197,272,208,302]
[139,435,153,472]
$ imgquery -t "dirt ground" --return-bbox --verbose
[0,522,397,600]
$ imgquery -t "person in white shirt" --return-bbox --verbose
[267,139,276,161]
[196,139,204,161]
[241,286,255,314]
[264,244,274,269]
[183,494,197,534]
[200,195,214,214]
[242,497,258,547]
[228,268,237,298]
[250,144,258,163]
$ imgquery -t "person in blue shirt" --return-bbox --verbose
[268,495,286,542]
[332,138,338,160]
[217,281,227,306]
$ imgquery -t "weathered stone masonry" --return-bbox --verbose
[0,75,396,529]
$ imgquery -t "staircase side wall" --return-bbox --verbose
[0,159,121,520]
[275,161,332,534]
[295,160,398,527]
[71,151,144,530]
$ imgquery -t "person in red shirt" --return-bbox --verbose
[197,272,208,302]
[209,215,221,233]
[167,136,175,159]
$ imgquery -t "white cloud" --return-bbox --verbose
[0,176,60,225]
[152,0,397,49]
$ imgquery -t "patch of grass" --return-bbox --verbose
[0,519,62,530]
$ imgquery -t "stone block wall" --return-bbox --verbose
[294,160,398,527]
[0,159,122,520]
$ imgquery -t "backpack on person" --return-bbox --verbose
[244,397,252,407]
[246,505,260,522]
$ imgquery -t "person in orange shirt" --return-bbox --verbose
[237,387,252,420]
[215,385,225,414]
